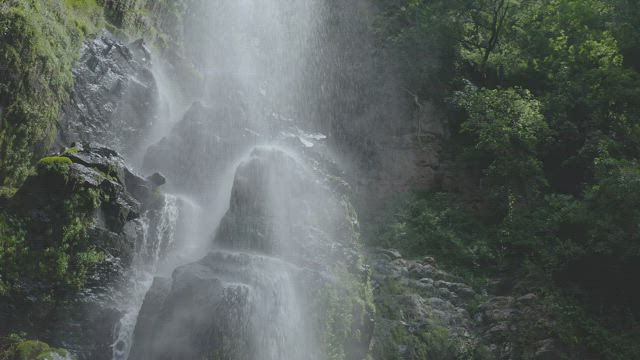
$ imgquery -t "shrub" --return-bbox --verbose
[373,192,495,275]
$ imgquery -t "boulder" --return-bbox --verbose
[132,144,374,360]
[1,144,174,359]
[56,31,159,157]
[130,251,306,360]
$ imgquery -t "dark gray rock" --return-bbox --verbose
[130,252,287,360]
[56,31,159,157]
[2,144,172,359]
[146,172,166,187]
[369,250,479,359]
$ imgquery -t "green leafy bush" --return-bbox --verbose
[373,192,495,275]
[373,1,640,356]
[0,214,28,296]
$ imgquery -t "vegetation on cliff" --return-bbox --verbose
[0,0,101,187]
[373,0,640,357]
[0,154,106,298]
[0,0,188,188]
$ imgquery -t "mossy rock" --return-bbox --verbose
[36,156,72,175]
[14,340,72,360]
[37,157,72,167]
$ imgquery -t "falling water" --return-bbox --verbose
[112,196,180,360]
[112,1,360,359]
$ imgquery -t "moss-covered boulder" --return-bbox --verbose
[0,143,171,359]
[14,340,73,360]
[0,339,74,360]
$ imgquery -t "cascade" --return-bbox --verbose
[100,1,369,359]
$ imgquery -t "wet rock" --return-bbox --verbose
[476,292,572,360]
[146,172,166,187]
[377,248,403,260]
[56,31,159,156]
[534,339,563,360]
[134,143,373,360]
[143,100,255,197]
[214,147,353,266]
[130,252,299,360]
[517,293,538,305]
[369,250,479,359]
[2,144,171,359]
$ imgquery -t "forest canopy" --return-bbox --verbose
[374,0,640,357]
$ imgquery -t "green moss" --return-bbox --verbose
[5,340,72,360]
[62,146,79,155]
[1,184,106,297]
[316,264,375,360]
[0,186,18,200]
[37,156,72,167]
[15,341,50,360]
[0,213,28,296]
[36,156,72,175]
[0,0,105,187]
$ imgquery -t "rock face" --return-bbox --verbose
[56,31,159,156]
[0,143,173,359]
[130,252,308,360]
[10,144,158,267]
[369,249,480,359]
[369,249,569,360]
[214,147,349,261]
[475,292,567,360]
[132,146,374,360]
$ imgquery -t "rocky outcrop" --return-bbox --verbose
[475,293,567,360]
[9,143,161,269]
[130,252,303,360]
[56,31,159,157]
[369,249,570,360]
[214,147,345,259]
[0,143,172,359]
[133,145,374,360]
[369,249,481,359]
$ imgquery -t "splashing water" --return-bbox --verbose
[112,195,180,360]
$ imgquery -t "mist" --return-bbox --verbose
[109,1,396,359]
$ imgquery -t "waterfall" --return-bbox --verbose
[112,195,180,360]
[110,1,370,359]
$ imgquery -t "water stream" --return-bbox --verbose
[109,1,347,359]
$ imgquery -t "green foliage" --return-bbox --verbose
[543,289,640,360]
[316,264,375,360]
[99,0,187,50]
[0,186,17,201]
[61,146,79,155]
[374,192,494,275]
[375,1,640,356]
[454,85,549,209]
[0,0,103,187]
[36,156,72,174]
[0,214,28,296]
[0,339,72,360]
[0,182,105,297]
